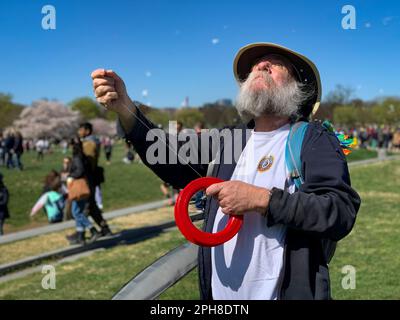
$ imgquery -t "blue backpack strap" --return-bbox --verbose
[285,121,309,190]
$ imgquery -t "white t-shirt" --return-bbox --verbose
[211,123,295,300]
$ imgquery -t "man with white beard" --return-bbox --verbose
[91,43,360,300]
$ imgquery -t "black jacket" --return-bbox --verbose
[0,185,9,220]
[13,135,24,155]
[117,104,361,300]
[4,136,14,152]
[69,155,86,179]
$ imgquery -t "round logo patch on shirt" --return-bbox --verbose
[257,155,274,172]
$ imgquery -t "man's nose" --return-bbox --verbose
[254,61,272,73]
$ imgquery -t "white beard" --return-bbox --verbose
[235,71,309,122]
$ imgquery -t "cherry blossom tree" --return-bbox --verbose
[90,118,117,137]
[11,100,82,140]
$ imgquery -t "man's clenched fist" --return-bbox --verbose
[91,69,132,114]
[206,180,271,216]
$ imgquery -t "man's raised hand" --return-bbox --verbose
[91,69,132,114]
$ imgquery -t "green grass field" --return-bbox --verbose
[0,159,398,300]
[1,143,163,232]
[345,148,377,162]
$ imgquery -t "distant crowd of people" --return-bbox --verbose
[0,133,141,168]
[340,125,400,151]
[0,123,119,242]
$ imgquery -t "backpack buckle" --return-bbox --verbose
[290,170,300,179]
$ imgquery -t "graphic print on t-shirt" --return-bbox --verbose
[257,155,274,172]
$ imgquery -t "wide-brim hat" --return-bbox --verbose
[233,42,321,118]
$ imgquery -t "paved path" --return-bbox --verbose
[0,249,105,284]
[347,155,400,167]
[0,213,203,279]
[0,199,169,245]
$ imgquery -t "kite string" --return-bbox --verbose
[106,100,204,179]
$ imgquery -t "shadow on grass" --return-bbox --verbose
[0,214,203,278]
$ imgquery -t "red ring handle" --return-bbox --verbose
[174,177,243,247]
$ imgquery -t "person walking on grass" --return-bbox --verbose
[36,138,45,161]
[77,123,112,236]
[103,136,114,165]
[13,131,24,171]
[4,131,15,169]
[66,141,100,245]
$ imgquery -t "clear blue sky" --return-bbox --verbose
[0,0,399,108]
